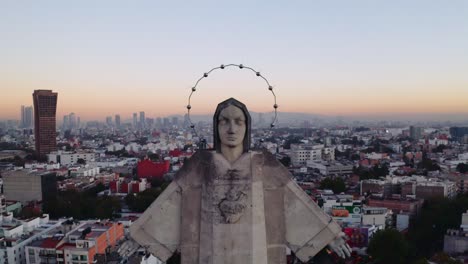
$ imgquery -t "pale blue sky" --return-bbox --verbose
[1,0,467,120]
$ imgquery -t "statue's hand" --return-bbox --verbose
[327,232,352,259]
[117,237,141,258]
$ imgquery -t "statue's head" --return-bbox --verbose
[213,98,251,153]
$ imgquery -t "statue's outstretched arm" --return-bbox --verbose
[283,179,350,262]
[129,181,183,262]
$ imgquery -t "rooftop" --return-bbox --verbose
[29,236,64,249]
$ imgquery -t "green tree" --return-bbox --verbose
[372,164,389,177]
[283,136,302,149]
[434,144,449,153]
[456,163,468,173]
[148,153,160,161]
[319,178,346,194]
[279,156,291,167]
[367,229,409,264]
[430,252,462,264]
[407,193,468,259]
[418,158,440,172]
[125,188,163,212]
[95,196,121,219]
[354,164,389,180]
[43,184,120,220]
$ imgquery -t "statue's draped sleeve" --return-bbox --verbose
[129,152,205,262]
[261,151,342,262]
[129,180,182,261]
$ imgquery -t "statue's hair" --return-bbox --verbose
[213,98,251,153]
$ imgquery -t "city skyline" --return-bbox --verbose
[1,1,468,120]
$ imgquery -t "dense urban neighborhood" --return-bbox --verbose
[0,102,468,263]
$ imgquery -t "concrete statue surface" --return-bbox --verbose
[119,98,351,263]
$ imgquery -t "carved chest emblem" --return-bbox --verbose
[217,169,249,224]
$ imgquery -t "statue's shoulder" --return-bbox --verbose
[183,150,213,166]
[251,149,292,187]
[174,150,214,187]
[250,149,283,168]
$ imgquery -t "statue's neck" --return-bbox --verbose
[220,145,244,164]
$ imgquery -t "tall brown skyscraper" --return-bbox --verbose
[33,90,58,160]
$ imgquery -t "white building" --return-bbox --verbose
[125,143,142,153]
[366,152,387,160]
[107,142,125,152]
[330,129,351,136]
[0,214,67,264]
[47,151,97,166]
[290,144,327,166]
[290,144,323,165]
[428,138,449,146]
[458,153,468,161]
[24,163,60,170]
[389,143,402,153]
[139,254,164,264]
[389,161,405,175]
[396,213,410,231]
[307,160,354,175]
[362,207,388,228]
[89,159,127,168]
[69,166,100,177]
[3,170,55,205]
[444,210,468,255]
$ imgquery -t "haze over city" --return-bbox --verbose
[1,0,467,122]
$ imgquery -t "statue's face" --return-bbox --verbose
[217,105,246,149]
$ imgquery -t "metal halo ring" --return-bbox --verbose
[187,64,278,137]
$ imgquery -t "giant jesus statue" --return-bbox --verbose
[121,98,351,263]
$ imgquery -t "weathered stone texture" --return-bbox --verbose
[130,151,341,264]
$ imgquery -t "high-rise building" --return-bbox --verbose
[410,126,422,140]
[33,90,58,159]
[63,115,70,129]
[106,116,113,126]
[20,105,33,128]
[156,117,162,127]
[146,118,154,128]
[258,113,265,127]
[77,117,80,129]
[172,117,179,127]
[63,113,77,130]
[450,127,468,143]
[115,114,121,128]
[69,112,76,129]
[133,113,138,128]
[163,118,170,128]
[24,106,33,128]
[183,114,190,127]
[139,111,145,128]
[21,105,25,127]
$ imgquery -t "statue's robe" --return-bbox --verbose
[130,150,342,264]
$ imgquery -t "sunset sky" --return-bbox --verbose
[1,1,467,121]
